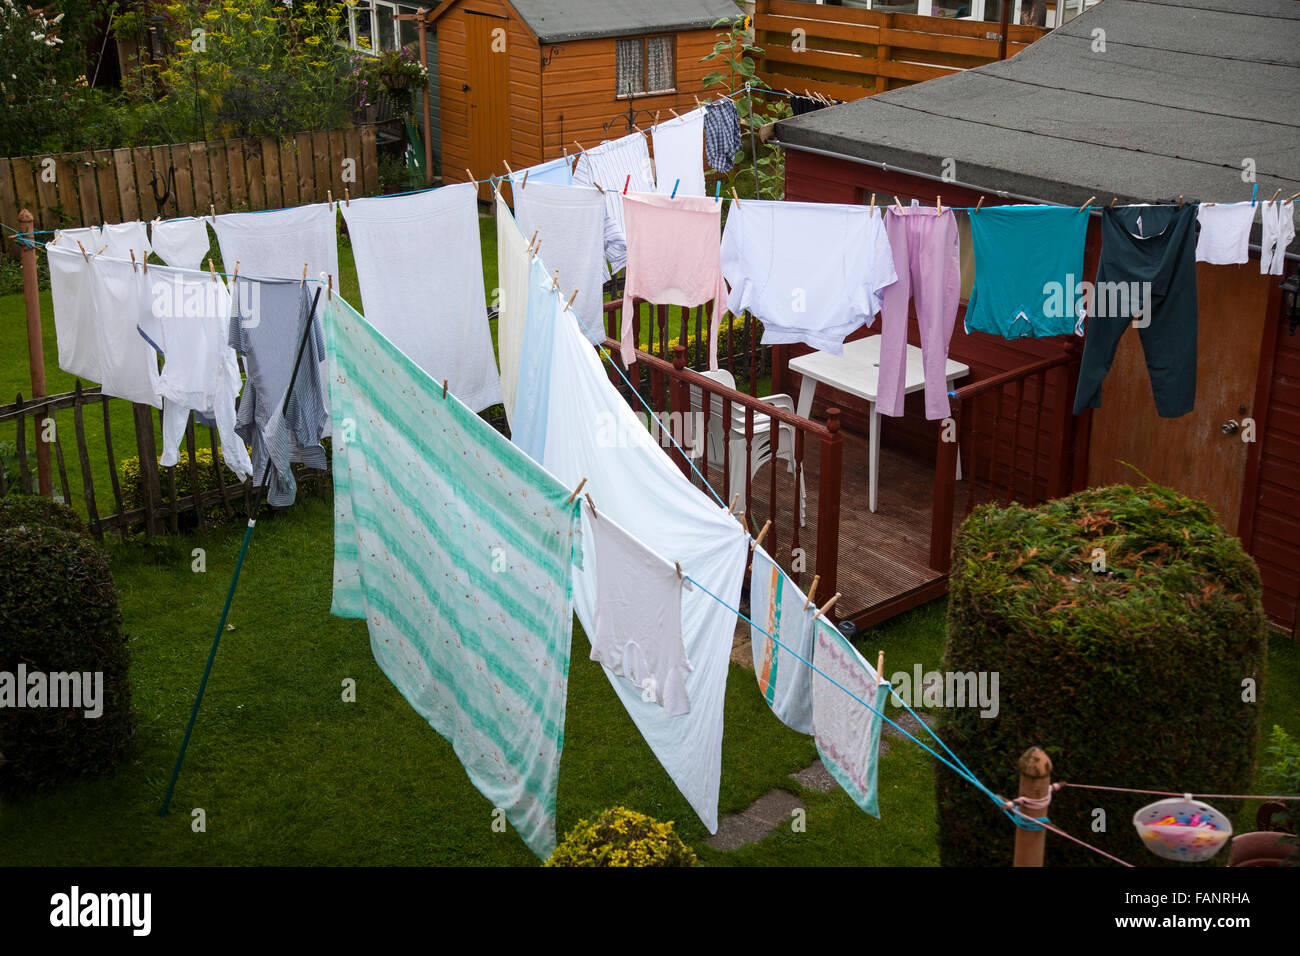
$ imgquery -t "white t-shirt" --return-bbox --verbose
[588,504,692,717]
[1195,202,1255,265]
[721,199,897,355]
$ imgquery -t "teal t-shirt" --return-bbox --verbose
[964,205,1090,338]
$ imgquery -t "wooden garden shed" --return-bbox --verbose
[424,0,741,193]
[767,0,1300,635]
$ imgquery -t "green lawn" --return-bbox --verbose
[1,221,1297,866]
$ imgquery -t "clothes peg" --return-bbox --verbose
[1286,191,1300,203]
[1269,188,1282,204]
[232,260,240,282]
[623,174,630,195]
[727,493,739,514]
[1110,197,1118,208]
[731,186,740,203]
[1251,183,1258,207]
[521,169,529,190]
[585,492,598,520]
[715,181,722,203]
[208,258,217,283]
[974,196,984,213]
[675,560,683,580]
[442,379,448,398]
[694,95,702,109]
[327,189,333,210]
[654,110,661,127]
[210,203,216,224]
[1079,195,1095,211]
[894,196,905,214]
[813,592,841,621]
[802,575,820,611]
[94,245,108,257]
[592,181,606,195]
[877,651,887,685]
[527,229,539,251]
[300,263,308,288]
[130,249,137,273]
[465,168,475,185]
[344,188,350,206]
[869,193,876,217]
[669,107,679,118]
[563,289,579,311]
[670,179,680,199]
[936,195,942,214]
[327,274,333,300]
[503,160,514,178]
[565,477,588,504]
[750,519,771,551]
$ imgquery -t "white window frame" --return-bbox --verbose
[345,1,421,55]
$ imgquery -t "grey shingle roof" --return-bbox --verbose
[509,0,742,43]
[773,0,1300,253]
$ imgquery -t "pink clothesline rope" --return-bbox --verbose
[1000,800,1136,867]
[1055,782,1300,801]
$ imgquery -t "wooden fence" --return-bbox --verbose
[0,125,380,257]
[754,0,1049,102]
[0,385,332,540]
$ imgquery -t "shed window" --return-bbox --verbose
[616,36,676,97]
[346,1,420,54]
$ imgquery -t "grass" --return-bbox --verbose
[1,214,1297,866]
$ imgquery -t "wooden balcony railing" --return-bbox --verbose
[612,331,843,611]
[930,346,1079,573]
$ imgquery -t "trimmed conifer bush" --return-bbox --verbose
[936,483,1267,866]
[0,506,134,795]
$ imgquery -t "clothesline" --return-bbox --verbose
[1055,781,1300,802]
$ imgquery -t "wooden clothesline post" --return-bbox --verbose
[1013,746,1052,867]
[17,209,53,498]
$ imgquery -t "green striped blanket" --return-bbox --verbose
[324,294,582,860]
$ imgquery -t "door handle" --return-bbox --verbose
[1221,420,1240,435]
[462,83,470,92]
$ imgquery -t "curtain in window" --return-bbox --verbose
[616,39,644,96]
[646,36,675,92]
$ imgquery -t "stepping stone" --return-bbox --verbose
[707,789,806,851]
[789,758,836,793]
[882,709,936,741]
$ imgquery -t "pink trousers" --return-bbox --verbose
[877,208,961,420]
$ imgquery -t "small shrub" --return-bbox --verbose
[936,482,1267,867]
[545,807,698,867]
[0,440,40,495]
[0,521,134,795]
[1261,726,1300,863]
[0,494,86,535]
[120,448,248,527]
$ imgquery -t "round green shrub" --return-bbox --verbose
[544,807,698,867]
[936,482,1267,867]
[0,495,87,536]
[0,523,134,795]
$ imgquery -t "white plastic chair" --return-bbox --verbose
[687,369,805,525]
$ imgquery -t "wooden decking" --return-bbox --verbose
[690,425,964,628]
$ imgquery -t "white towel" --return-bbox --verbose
[513,182,609,345]
[150,217,213,271]
[98,221,152,263]
[92,256,161,408]
[47,244,102,384]
[652,108,707,198]
[495,194,531,424]
[1195,202,1254,265]
[341,184,503,413]
[572,132,654,273]
[213,203,338,283]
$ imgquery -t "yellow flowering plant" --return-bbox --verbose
[544,807,698,867]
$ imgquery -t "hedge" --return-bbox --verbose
[936,482,1267,867]
[0,506,134,795]
[119,447,248,526]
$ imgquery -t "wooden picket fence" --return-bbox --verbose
[754,0,1049,101]
[0,125,380,257]
[0,385,332,540]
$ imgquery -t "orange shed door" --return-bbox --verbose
[465,11,511,200]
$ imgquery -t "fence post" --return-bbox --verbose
[816,407,842,616]
[670,345,691,478]
[18,209,53,498]
[930,404,959,572]
[1013,746,1052,867]
[133,403,164,536]
[418,8,433,184]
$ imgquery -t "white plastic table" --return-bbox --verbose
[788,335,969,512]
